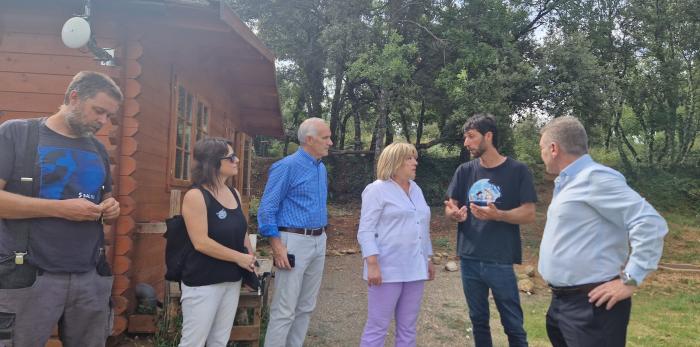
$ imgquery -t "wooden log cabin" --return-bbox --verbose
[0,0,283,337]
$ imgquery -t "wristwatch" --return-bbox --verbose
[620,272,638,286]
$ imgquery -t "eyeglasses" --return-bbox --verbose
[220,153,237,162]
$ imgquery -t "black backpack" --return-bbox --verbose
[163,187,210,282]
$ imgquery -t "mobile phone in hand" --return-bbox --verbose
[287,254,295,268]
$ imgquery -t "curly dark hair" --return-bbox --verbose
[191,137,234,192]
[463,113,499,149]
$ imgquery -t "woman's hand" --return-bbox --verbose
[236,252,256,272]
[366,256,382,286]
[428,261,435,281]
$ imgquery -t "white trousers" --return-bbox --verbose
[264,232,327,347]
[178,280,242,347]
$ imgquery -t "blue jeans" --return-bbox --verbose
[460,258,528,347]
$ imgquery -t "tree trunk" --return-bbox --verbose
[373,88,389,172]
[283,138,290,156]
[285,94,306,156]
[329,68,346,146]
[339,111,353,150]
[385,112,394,147]
[399,109,411,143]
[615,120,639,163]
[416,99,425,146]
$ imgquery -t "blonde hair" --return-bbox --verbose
[376,142,418,180]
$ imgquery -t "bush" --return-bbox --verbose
[415,155,462,205]
[325,153,462,206]
[626,166,700,214]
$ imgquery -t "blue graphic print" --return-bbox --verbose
[468,179,502,206]
[38,146,105,203]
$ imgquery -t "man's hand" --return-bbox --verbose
[270,237,291,270]
[57,198,103,221]
[588,279,636,310]
[469,203,502,221]
[444,199,467,222]
[99,197,120,222]
[427,261,435,281]
[366,256,382,286]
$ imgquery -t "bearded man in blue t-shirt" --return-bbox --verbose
[445,113,537,347]
[0,71,122,347]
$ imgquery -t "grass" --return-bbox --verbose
[433,237,452,251]
[659,211,700,264]
[627,290,700,346]
[515,287,700,347]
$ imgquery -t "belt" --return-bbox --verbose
[279,226,327,236]
[549,277,617,296]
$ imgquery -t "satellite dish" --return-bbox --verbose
[61,17,91,49]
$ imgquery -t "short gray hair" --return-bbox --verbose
[540,116,588,156]
[297,117,326,144]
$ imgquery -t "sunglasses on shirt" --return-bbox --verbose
[220,153,237,162]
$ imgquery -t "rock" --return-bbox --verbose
[445,261,459,272]
[518,279,534,293]
[523,265,536,277]
[431,256,442,265]
[343,248,359,255]
[326,250,343,256]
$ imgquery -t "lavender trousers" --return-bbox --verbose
[360,280,425,347]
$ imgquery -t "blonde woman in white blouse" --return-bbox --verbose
[357,142,435,347]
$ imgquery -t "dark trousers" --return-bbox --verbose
[546,291,631,347]
[460,258,528,347]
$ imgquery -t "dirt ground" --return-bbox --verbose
[305,253,551,347]
[301,200,551,347]
[115,177,700,346]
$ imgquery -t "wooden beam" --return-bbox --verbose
[0,91,61,113]
[219,1,275,63]
[0,72,72,94]
[0,53,120,78]
[169,189,182,217]
[136,222,167,234]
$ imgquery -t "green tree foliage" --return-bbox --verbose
[229,0,699,168]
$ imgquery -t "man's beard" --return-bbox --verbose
[64,108,100,137]
[469,142,486,158]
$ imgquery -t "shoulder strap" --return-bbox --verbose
[7,117,44,258]
[5,118,43,197]
[230,186,242,207]
[196,186,213,210]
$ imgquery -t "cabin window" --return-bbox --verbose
[172,83,210,183]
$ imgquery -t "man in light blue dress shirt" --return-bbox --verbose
[538,116,668,347]
[258,117,332,347]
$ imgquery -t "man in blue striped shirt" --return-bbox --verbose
[538,116,668,346]
[258,117,332,347]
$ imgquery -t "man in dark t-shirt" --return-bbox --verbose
[0,71,123,347]
[445,113,537,347]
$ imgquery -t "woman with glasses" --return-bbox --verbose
[178,137,256,347]
[357,142,435,347]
